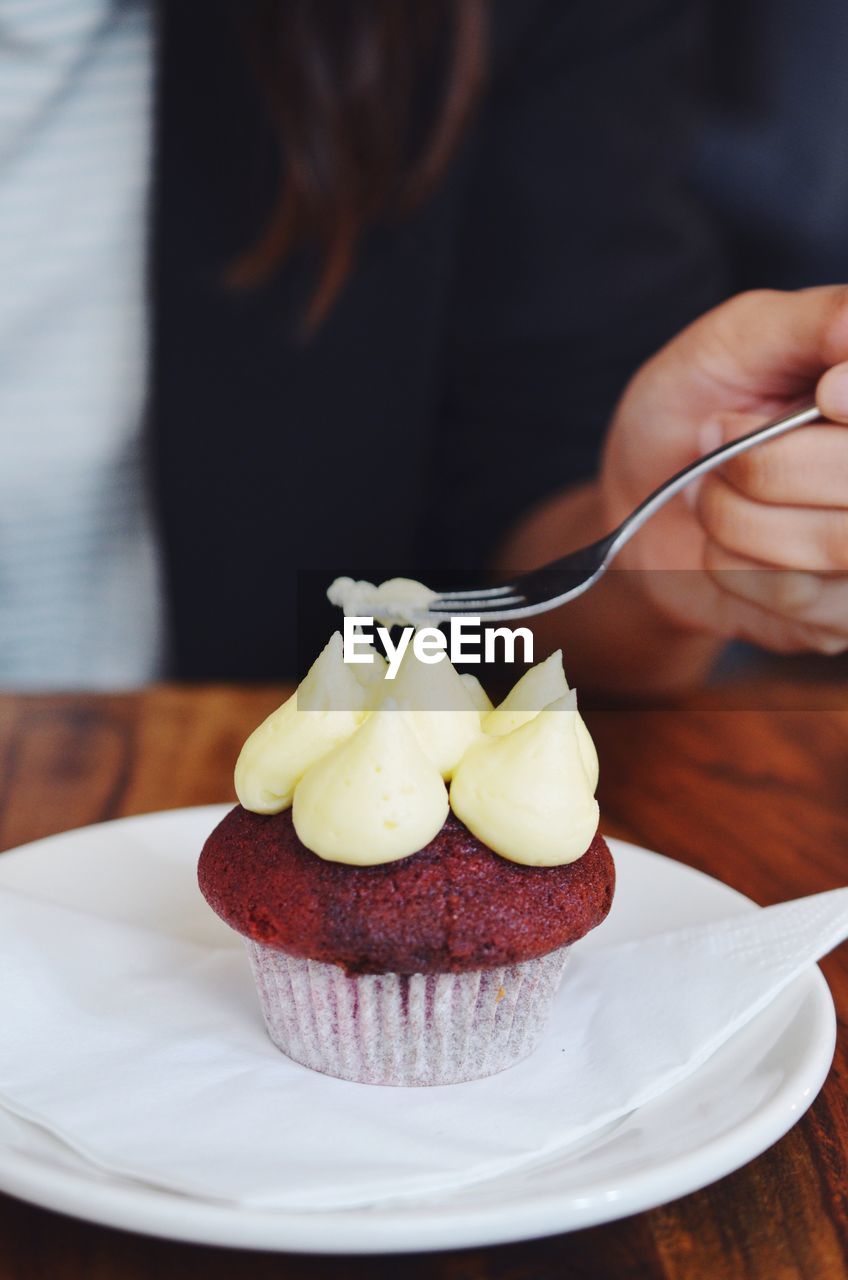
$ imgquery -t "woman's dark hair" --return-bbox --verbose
[230,0,489,330]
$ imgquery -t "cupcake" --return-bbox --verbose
[199,636,614,1086]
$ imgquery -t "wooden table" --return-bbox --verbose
[0,681,846,1280]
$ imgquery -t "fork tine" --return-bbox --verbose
[433,595,526,609]
[431,585,518,601]
[427,595,527,616]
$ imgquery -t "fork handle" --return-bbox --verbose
[607,402,823,557]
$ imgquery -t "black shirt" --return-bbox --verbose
[152,0,727,679]
[695,0,848,291]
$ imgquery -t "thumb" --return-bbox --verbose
[696,285,848,393]
[816,360,848,425]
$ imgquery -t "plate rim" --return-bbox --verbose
[0,806,838,1254]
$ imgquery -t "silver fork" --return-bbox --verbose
[424,402,822,622]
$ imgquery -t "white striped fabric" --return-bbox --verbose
[0,0,162,688]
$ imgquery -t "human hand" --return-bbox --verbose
[600,286,848,655]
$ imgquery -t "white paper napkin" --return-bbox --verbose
[0,884,845,1210]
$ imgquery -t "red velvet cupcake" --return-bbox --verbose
[198,637,613,1085]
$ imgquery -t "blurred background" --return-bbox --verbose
[695,0,848,292]
[694,0,848,682]
[1,0,846,692]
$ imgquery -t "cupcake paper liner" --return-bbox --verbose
[244,941,570,1086]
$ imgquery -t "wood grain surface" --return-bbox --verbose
[0,681,846,1280]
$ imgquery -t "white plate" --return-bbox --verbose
[0,806,836,1254]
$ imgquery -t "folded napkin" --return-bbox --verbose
[0,884,845,1211]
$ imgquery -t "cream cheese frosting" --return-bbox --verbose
[483,650,598,790]
[460,672,494,718]
[380,645,483,779]
[235,638,600,866]
[348,634,389,699]
[327,576,437,627]
[450,691,599,865]
[234,633,367,814]
[292,702,449,864]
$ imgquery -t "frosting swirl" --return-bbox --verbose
[235,640,599,866]
[483,649,598,790]
[292,702,449,864]
[382,645,483,779]
[234,633,366,813]
[451,691,599,865]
